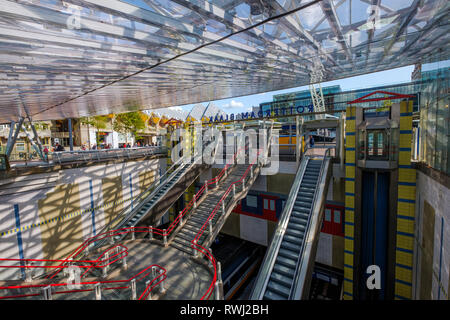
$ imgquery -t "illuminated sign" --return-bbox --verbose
[209,104,315,123]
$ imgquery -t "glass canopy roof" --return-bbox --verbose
[0,0,449,123]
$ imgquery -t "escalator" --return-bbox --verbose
[92,140,219,248]
[250,152,331,300]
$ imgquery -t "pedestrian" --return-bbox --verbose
[43,146,49,162]
[55,143,65,152]
[309,135,315,148]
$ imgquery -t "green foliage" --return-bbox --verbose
[80,115,110,144]
[80,115,110,130]
[113,112,146,139]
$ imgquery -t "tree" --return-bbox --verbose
[80,115,110,146]
[113,111,147,144]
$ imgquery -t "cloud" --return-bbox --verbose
[222,100,244,109]
[168,106,183,111]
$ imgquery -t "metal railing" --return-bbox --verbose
[290,147,332,299]
[52,146,166,164]
[250,154,310,300]
[251,146,334,300]
[42,124,273,300]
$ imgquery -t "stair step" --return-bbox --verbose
[270,271,294,288]
[283,234,303,244]
[263,289,287,300]
[278,248,299,261]
[170,242,192,254]
[280,241,302,253]
[275,256,297,269]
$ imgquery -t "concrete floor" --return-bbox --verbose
[0,240,214,300]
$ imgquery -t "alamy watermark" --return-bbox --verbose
[170,127,280,175]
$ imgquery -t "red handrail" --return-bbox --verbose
[0,264,166,300]
[49,146,245,279]
[33,145,255,300]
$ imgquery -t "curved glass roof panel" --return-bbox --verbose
[0,0,448,123]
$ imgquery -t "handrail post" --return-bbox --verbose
[122,254,127,270]
[242,178,245,190]
[222,201,226,215]
[217,262,222,283]
[163,229,167,246]
[214,281,222,300]
[103,252,109,278]
[215,179,218,189]
[95,282,102,300]
[179,212,183,225]
[149,226,153,240]
[130,278,137,300]
[192,241,198,258]
[25,262,33,282]
[205,181,208,192]
[109,236,114,245]
[159,269,166,294]
[194,196,197,209]
[42,285,52,300]
[232,184,236,197]
[250,166,254,178]
[217,262,224,299]
[208,219,213,234]
[208,248,213,268]
[145,280,152,300]
[131,229,135,241]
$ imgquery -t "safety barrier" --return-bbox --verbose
[52,146,166,164]
[0,263,166,300]
[40,125,274,300]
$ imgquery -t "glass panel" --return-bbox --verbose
[263,198,268,210]
[247,195,257,208]
[270,200,275,211]
[368,132,374,156]
[377,132,384,156]
[334,210,341,224]
[325,209,332,222]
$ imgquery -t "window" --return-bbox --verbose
[16,142,25,151]
[325,209,332,222]
[263,198,268,210]
[246,195,257,208]
[269,199,275,211]
[334,210,341,224]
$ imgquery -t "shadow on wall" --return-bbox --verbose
[0,159,160,280]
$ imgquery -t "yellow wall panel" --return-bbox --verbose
[345,196,354,208]
[396,234,414,251]
[346,135,355,148]
[345,238,354,251]
[38,183,84,262]
[398,169,416,183]
[397,219,415,234]
[345,180,355,192]
[398,185,416,200]
[345,166,355,178]
[345,225,354,237]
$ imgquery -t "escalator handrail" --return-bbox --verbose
[95,155,187,237]
[249,155,311,300]
[289,147,333,299]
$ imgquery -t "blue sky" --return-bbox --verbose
[169,64,415,115]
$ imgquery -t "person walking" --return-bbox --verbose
[43,146,49,162]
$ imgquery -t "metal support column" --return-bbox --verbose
[6,117,24,158]
[68,118,73,151]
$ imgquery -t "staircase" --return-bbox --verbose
[170,165,250,254]
[251,153,331,301]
